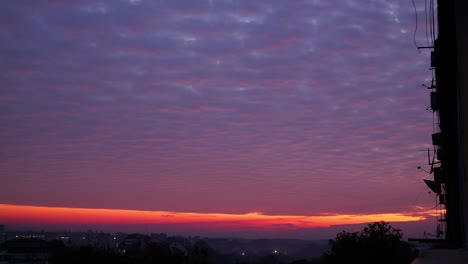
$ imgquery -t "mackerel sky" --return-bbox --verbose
[1,0,436,229]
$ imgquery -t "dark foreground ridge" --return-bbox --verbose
[0,229,327,264]
[0,222,421,264]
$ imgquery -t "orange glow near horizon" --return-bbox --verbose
[0,204,431,230]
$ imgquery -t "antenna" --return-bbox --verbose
[428,148,431,165]
[418,166,431,174]
[429,148,436,173]
[418,148,438,174]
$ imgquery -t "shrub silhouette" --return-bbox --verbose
[321,221,418,264]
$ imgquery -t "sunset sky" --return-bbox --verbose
[0,0,438,238]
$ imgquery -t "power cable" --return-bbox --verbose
[411,0,421,52]
[424,0,430,46]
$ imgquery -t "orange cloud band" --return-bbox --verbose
[0,204,429,230]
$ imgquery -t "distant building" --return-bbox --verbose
[0,250,7,264]
[121,234,151,253]
[169,241,188,256]
[0,225,4,244]
[3,238,50,264]
[150,233,167,243]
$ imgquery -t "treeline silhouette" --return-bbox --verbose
[321,221,418,264]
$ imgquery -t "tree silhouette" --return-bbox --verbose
[320,221,418,264]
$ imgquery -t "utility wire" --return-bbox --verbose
[424,0,430,46]
[431,0,436,44]
[429,0,433,44]
[411,0,421,52]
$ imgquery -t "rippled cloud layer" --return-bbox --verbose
[1,1,434,220]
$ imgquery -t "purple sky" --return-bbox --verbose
[1,0,436,229]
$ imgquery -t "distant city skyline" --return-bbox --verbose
[1,0,436,238]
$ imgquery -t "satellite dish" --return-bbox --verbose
[424,179,441,194]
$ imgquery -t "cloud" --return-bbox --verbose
[0,0,434,217]
[0,204,428,229]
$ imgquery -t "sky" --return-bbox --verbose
[0,0,438,238]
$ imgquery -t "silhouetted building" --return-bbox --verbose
[121,233,151,253]
[2,238,50,263]
[425,0,468,247]
[150,233,167,243]
[0,225,4,244]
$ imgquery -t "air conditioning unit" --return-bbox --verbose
[437,147,445,161]
[440,194,445,205]
[431,51,436,68]
[432,133,442,146]
[433,167,444,183]
[430,92,438,111]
